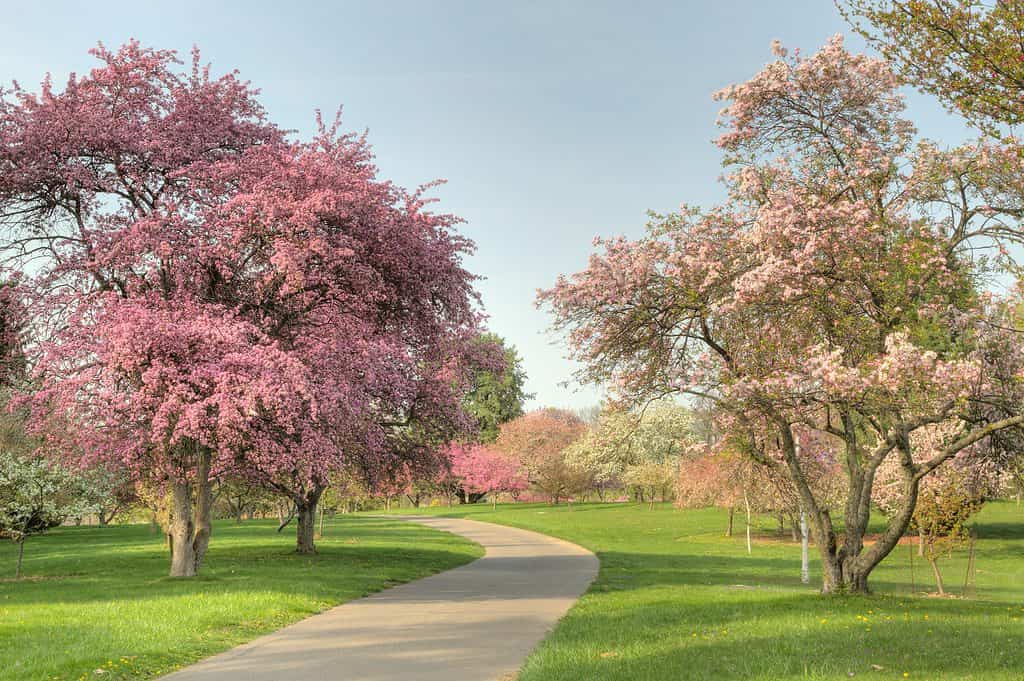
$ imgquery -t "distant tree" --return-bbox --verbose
[623,460,677,509]
[320,470,376,515]
[495,409,587,504]
[0,456,83,577]
[462,334,531,443]
[212,479,278,523]
[74,466,136,526]
[565,401,693,501]
[0,407,95,578]
[842,0,1024,136]
[447,442,528,508]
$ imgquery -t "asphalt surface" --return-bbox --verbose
[161,515,598,681]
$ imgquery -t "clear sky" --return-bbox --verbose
[0,1,974,410]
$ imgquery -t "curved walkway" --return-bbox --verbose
[162,516,598,681]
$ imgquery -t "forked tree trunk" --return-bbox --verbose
[168,445,214,578]
[781,429,924,595]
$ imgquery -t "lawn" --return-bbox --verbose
[380,500,1024,681]
[0,517,482,681]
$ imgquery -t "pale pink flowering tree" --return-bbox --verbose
[541,37,1024,593]
[874,422,1001,594]
[446,441,527,507]
[0,43,484,573]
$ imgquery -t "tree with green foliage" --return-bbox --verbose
[462,333,531,443]
[0,415,95,578]
[842,0,1024,137]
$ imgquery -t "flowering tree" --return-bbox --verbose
[843,0,1024,137]
[0,403,96,578]
[0,454,94,578]
[565,400,692,500]
[446,441,527,507]
[0,43,483,573]
[541,37,1024,593]
[73,465,136,525]
[494,409,587,504]
[874,422,999,594]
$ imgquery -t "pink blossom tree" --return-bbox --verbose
[446,442,527,507]
[541,37,1024,593]
[0,43,484,573]
[494,409,588,505]
[874,421,1001,594]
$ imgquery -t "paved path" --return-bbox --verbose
[162,516,598,681]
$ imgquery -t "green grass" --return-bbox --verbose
[0,517,482,681]
[377,501,1024,681]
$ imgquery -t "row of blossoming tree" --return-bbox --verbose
[0,42,520,577]
[540,29,1024,594]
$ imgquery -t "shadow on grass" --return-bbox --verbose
[0,518,480,605]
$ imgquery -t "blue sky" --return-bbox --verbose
[0,1,974,410]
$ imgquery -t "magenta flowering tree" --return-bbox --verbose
[0,43,484,573]
[541,37,1024,593]
[446,442,527,507]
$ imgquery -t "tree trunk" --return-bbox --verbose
[783,429,924,595]
[727,506,734,537]
[168,445,214,577]
[295,487,324,555]
[929,557,945,596]
[192,450,213,572]
[14,539,25,579]
[318,504,325,538]
[744,490,752,555]
[276,504,297,532]
[169,478,197,577]
[918,528,925,557]
[777,511,785,536]
[800,509,809,585]
[296,504,316,554]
